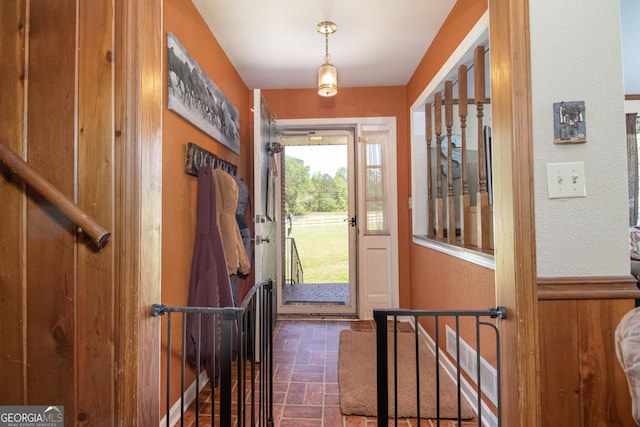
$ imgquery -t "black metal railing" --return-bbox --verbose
[285,236,303,284]
[152,279,274,427]
[373,306,506,426]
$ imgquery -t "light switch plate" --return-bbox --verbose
[546,162,586,199]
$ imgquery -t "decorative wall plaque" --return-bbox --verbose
[553,101,586,144]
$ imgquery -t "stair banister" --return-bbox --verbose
[474,45,491,249]
[0,141,111,248]
[425,102,435,238]
[458,64,471,246]
[434,92,445,240]
[445,80,456,243]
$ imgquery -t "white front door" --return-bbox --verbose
[274,117,398,320]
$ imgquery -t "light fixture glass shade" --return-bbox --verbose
[318,62,338,97]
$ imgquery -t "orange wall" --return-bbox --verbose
[162,0,253,409]
[411,245,497,362]
[410,245,495,310]
[262,87,405,120]
[163,0,253,305]
[262,87,412,307]
[406,1,494,315]
[264,0,491,312]
[158,0,492,406]
[407,0,488,106]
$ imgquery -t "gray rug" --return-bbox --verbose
[338,330,474,419]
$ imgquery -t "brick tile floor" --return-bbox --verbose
[183,319,478,426]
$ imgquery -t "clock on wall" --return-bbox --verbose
[440,134,462,179]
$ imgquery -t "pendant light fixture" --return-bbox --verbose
[317,21,338,97]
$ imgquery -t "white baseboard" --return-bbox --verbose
[159,370,209,427]
[407,318,499,427]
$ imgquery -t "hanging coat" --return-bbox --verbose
[186,166,235,387]
[233,175,252,266]
[213,169,251,276]
[230,175,252,304]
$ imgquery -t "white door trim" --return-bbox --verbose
[276,129,357,316]
[276,117,398,320]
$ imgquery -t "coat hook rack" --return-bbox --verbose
[184,142,237,177]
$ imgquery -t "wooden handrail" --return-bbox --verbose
[0,142,111,248]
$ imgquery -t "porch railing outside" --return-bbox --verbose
[374,306,506,426]
[285,236,303,284]
[152,279,274,427]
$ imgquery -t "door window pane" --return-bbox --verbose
[363,132,387,233]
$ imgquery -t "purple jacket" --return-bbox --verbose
[186,166,235,386]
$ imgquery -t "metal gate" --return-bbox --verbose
[152,279,274,426]
[374,307,506,426]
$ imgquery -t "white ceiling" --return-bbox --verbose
[191,0,457,90]
[191,1,638,94]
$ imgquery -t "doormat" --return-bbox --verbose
[338,330,474,419]
[281,283,349,305]
[284,301,346,305]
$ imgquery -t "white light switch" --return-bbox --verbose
[546,162,586,199]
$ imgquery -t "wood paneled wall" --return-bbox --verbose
[0,0,27,405]
[538,278,638,426]
[0,0,163,424]
[1,0,115,420]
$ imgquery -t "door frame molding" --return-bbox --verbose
[114,0,163,423]
[276,117,398,319]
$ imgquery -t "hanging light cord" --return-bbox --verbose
[324,31,331,63]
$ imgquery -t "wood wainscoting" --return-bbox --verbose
[538,275,640,426]
[0,0,163,423]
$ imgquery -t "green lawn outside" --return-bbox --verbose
[288,219,349,283]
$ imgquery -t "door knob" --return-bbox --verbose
[343,216,357,227]
[253,235,271,244]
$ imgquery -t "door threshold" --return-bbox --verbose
[277,313,359,321]
[283,301,347,306]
